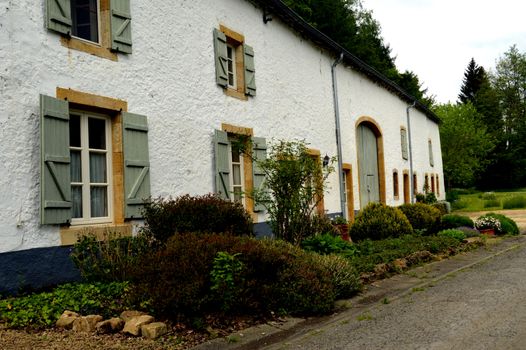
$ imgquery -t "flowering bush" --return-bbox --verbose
[474,217,501,232]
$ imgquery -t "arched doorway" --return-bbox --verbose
[356,118,385,209]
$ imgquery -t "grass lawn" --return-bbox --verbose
[452,188,526,212]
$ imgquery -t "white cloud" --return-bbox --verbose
[361,0,526,103]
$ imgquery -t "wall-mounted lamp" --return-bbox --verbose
[323,154,330,167]
[263,10,273,24]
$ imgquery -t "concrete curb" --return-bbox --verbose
[191,235,526,350]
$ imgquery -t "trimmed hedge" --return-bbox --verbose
[350,203,413,241]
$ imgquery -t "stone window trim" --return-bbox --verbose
[392,169,399,200]
[219,25,247,100]
[342,162,354,222]
[55,87,132,245]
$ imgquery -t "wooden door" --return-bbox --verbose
[357,124,380,209]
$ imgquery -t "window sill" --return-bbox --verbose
[225,88,248,101]
[60,223,132,246]
[61,36,118,61]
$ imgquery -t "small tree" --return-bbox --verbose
[254,140,334,245]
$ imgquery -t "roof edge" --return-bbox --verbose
[250,0,440,123]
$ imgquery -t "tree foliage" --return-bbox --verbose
[435,103,495,189]
[458,58,486,104]
[254,140,334,245]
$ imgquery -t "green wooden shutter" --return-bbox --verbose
[46,0,72,35]
[429,140,434,167]
[213,29,228,88]
[214,130,231,200]
[401,128,408,160]
[123,112,150,218]
[111,0,132,54]
[252,137,267,212]
[40,94,72,224]
[244,44,256,96]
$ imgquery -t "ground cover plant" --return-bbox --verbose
[437,229,466,241]
[0,282,131,329]
[348,235,465,275]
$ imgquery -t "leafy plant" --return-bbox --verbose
[301,234,357,257]
[437,229,466,241]
[0,282,131,329]
[210,252,244,312]
[141,194,253,243]
[350,202,413,241]
[432,201,450,215]
[253,140,335,245]
[332,216,348,225]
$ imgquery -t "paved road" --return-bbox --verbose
[265,244,526,350]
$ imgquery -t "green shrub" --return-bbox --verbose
[481,213,520,235]
[484,199,501,208]
[451,199,468,210]
[502,196,526,209]
[416,192,437,204]
[141,194,253,243]
[71,233,154,282]
[398,203,442,234]
[350,203,413,241]
[301,233,357,257]
[479,192,497,200]
[456,226,480,238]
[441,214,474,230]
[432,201,450,215]
[437,229,466,241]
[0,282,131,329]
[128,234,337,318]
[446,190,459,203]
[311,214,340,236]
[312,254,361,299]
[210,252,244,312]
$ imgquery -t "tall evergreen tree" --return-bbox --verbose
[458,58,485,104]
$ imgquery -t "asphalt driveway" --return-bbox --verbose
[263,239,526,350]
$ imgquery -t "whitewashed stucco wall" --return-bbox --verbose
[0,0,443,253]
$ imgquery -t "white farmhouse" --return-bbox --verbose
[0,0,444,293]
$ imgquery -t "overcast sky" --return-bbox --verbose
[360,0,526,103]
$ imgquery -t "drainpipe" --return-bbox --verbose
[406,101,416,203]
[332,53,346,218]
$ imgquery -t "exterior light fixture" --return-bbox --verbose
[323,154,330,167]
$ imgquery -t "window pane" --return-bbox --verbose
[88,118,106,149]
[89,152,107,183]
[233,187,243,202]
[90,186,108,217]
[70,150,82,182]
[69,115,81,147]
[72,186,82,218]
[71,0,99,42]
[231,148,240,163]
[232,164,241,185]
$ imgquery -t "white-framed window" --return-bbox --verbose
[228,141,244,204]
[71,0,100,44]
[69,111,113,225]
[226,45,237,89]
